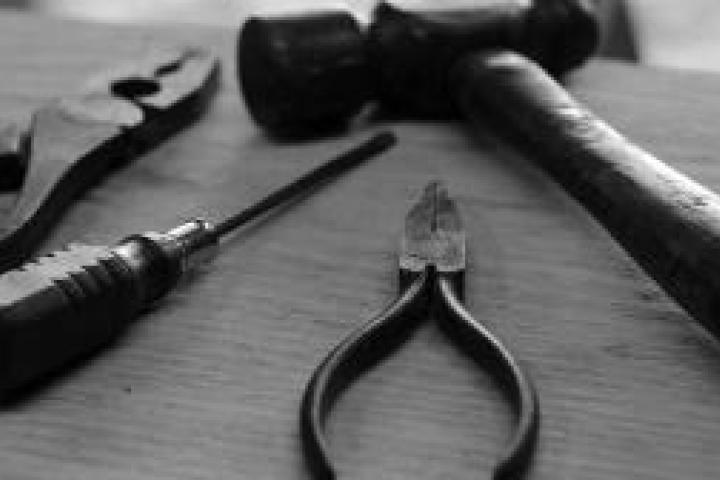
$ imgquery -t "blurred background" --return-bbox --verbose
[0,0,718,72]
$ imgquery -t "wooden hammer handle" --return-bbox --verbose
[452,50,720,339]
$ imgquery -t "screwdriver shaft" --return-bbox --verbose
[215,131,396,236]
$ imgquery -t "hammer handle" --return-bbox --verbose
[452,50,720,339]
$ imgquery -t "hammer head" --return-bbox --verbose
[238,0,599,136]
[238,11,371,137]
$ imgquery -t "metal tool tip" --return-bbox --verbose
[400,181,465,273]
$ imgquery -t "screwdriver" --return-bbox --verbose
[0,131,396,396]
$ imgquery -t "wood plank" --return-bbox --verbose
[0,11,720,479]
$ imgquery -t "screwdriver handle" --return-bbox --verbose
[0,219,217,396]
[0,244,139,393]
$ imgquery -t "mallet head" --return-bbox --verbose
[238,0,599,136]
[238,11,370,137]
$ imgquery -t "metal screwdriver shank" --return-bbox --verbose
[215,131,396,235]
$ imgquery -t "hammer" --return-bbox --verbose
[239,0,720,344]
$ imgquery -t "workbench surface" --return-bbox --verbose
[1,11,720,480]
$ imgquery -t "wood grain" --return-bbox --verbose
[1,10,720,480]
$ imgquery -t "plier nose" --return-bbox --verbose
[399,180,466,290]
[300,181,539,479]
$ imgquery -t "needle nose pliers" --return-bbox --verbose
[300,181,539,479]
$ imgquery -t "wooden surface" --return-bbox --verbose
[2,11,720,479]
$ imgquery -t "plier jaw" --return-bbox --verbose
[399,180,465,297]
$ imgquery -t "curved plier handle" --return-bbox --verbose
[300,182,539,479]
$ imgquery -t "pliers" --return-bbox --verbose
[301,181,540,479]
[0,47,219,270]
